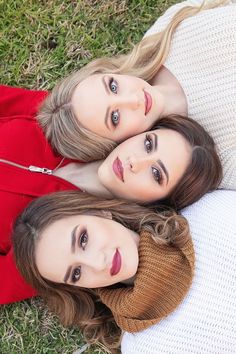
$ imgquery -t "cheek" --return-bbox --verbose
[123,114,145,135]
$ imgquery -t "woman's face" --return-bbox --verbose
[35,214,139,288]
[71,73,165,142]
[98,128,191,202]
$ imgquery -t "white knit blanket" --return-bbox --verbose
[121,190,236,353]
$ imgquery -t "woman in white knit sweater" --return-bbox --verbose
[39,0,236,190]
[122,189,236,354]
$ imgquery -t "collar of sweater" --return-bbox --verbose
[96,230,195,333]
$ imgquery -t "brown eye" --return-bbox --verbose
[79,230,88,250]
[152,167,162,184]
[144,134,153,153]
[72,266,81,283]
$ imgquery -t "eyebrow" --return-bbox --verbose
[63,225,78,283]
[151,132,158,151]
[102,76,111,130]
[158,159,169,184]
[152,132,169,184]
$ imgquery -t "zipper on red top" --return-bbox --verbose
[0,158,66,175]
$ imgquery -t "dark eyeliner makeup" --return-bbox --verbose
[79,229,88,251]
[109,77,118,94]
[144,134,153,153]
[71,266,81,283]
[152,166,163,184]
[111,110,120,126]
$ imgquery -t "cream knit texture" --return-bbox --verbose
[121,190,236,353]
[144,0,236,189]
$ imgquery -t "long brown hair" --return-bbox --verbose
[150,115,222,210]
[37,1,225,161]
[13,191,189,351]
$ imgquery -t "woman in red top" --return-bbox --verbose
[0,85,78,304]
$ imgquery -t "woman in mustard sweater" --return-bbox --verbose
[13,190,194,353]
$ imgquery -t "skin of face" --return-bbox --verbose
[71,73,165,142]
[35,214,139,288]
[98,128,191,202]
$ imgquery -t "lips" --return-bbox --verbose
[112,157,124,182]
[144,90,152,115]
[110,249,121,276]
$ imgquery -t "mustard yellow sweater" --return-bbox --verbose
[97,230,195,332]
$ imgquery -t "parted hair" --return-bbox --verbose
[151,115,222,210]
[13,191,190,352]
[37,1,224,161]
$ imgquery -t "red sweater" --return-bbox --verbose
[0,85,78,304]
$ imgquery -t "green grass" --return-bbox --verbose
[0,0,177,353]
[0,0,175,89]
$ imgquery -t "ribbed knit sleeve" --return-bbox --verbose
[144,1,236,189]
[121,190,236,353]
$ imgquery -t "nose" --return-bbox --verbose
[127,154,155,174]
[111,92,141,110]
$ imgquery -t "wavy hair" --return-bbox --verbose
[13,191,189,352]
[37,1,225,161]
[149,115,222,210]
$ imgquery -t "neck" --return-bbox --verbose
[151,66,188,117]
[54,161,113,198]
[80,161,113,198]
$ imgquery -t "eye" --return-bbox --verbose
[109,77,118,94]
[152,166,163,184]
[71,266,81,283]
[111,110,120,126]
[144,134,153,153]
[79,230,88,250]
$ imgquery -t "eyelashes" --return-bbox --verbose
[71,266,81,283]
[71,229,88,284]
[151,166,163,184]
[109,77,120,127]
[79,230,88,250]
[111,110,120,126]
[144,133,153,153]
[144,134,163,184]
[109,77,118,94]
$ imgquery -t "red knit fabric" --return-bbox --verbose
[0,85,79,304]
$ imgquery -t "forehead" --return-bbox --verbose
[72,74,103,103]
[71,74,107,132]
[153,128,185,143]
[118,128,187,147]
[35,215,90,280]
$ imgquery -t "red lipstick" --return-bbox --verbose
[112,157,124,182]
[110,249,121,276]
[144,90,152,115]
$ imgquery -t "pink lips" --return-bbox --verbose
[110,249,122,276]
[144,90,152,115]
[112,157,124,182]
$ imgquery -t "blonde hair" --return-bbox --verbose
[13,191,189,352]
[38,1,225,161]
